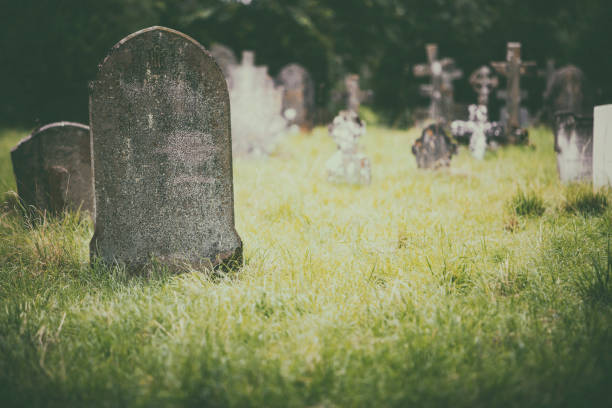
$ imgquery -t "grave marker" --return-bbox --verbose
[11,122,93,214]
[554,112,593,183]
[593,105,612,188]
[469,66,499,106]
[276,63,315,131]
[89,26,242,271]
[491,42,535,140]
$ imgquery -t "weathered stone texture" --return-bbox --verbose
[11,122,93,214]
[89,26,242,271]
[276,63,314,130]
[412,124,457,169]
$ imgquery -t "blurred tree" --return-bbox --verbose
[0,0,610,126]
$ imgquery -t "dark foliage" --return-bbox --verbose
[1,0,611,127]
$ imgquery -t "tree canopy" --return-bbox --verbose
[1,0,610,126]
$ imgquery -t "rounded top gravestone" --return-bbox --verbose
[11,121,93,215]
[89,26,242,271]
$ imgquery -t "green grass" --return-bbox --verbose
[1,126,611,407]
[508,189,546,218]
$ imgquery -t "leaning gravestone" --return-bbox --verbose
[412,124,457,169]
[89,26,243,271]
[554,112,593,183]
[593,105,612,189]
[11,122,93,214]
[276,63,315,131]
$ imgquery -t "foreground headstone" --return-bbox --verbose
[326,110,371,184]
[89,26,242,271]
[276,63,315,131]
[593,105,612,188]
[228,51,286,155]
[11,122,93,214]
[412,124,457,169]
[554,112,593,183]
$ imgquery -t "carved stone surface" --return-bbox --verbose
[276,63,315,131]
[593,105,612,188]
[228,51,286,156]
[326,110,371,184]
[554,112,593,183]
[11,122,93,214]
[412,124,457,169]
[89,26,242,271]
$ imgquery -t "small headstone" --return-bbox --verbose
[543,65,592,120]
[326,110,371,184]
[89,26,242,271]
[593,105,612,188]
[491,42,535,142]
[554,112,593,183]
[276,63,315,131]
[412,124,457,169]
[209,43,237,81]
[11,122,93,214]
[229,51,286,155]
[344,74,372,113]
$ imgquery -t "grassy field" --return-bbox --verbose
[1,125,611,407]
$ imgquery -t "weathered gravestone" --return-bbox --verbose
[276,63,315,131]
[554,112,593,183]
[412,124,457,169]
[228,51,286,155]
[492,42,535,143]
[89,26,242,271]
[326,110,371,185]
[414,44,462,124]
[209,43,237,82]
[544,65,593,120]
[11,122,94,215]
[593,105,612,188]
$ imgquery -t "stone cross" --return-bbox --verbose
[89,26,243,271]
[276,63,315,131]
[469,66,499,106]
[326,110,371,184]
[593,105,612,188]
[11,122,94,215]
[491,42,536,130]
[228,51,286,155]
[344,74,372,113]
[414,44,461,123]
[554,112,593,183]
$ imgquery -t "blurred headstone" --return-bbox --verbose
[451,105,505,154]
[11,122,93,214]
[593,105,612,188]
[344,74,372,113]
[554,112,593,183]
[492,42,535,143]
[412,124,457,169]
[414,44,461,124]
[210,43,237,81]
[326,110,371,184]
[229,51,287,155]
[469,66,499,106]
[276,63,315,131]
[543,65,593,122]
[89,26,243,271]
